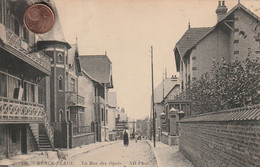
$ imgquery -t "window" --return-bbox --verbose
[22,26,29,43]
[192,57,196,60]
[58,76,63,90]
[58,53,63,62]
[234,40,239,44]
[57,110,63,122]
[234,51,239,55]
[70,78,75,92]
[0,73,7,97]
[192,67,197,71]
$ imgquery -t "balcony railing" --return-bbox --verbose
[4,27,51,71]
[67,93,85,106]
[0,96,44,120]
[95,96,105,104]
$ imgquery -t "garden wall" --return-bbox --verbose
[179,105,260,167]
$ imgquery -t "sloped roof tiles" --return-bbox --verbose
[175,27,212,58]
[80,55,112,84]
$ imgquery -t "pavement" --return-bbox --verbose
[146,140,194,167]
[0,141,119,167]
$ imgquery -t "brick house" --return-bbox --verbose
[174,1,260,92]
[36,0,94,148]
[0,0,53,159]
[173,1,260,117]
[80,55,114,142]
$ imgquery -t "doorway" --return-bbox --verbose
[21,125,27,154]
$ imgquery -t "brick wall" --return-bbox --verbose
[72,133,95,148]
[179,105,260,167]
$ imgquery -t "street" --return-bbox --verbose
[1,139,194,167]
[69,140,157,167]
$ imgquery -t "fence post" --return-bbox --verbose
[68,121,73,149]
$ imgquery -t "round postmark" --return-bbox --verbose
[24,4,55,34]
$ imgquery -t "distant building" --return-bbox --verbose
[152,75,180,140]
[107,92,117,141]
[136,117,149,138]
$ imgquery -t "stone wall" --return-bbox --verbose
[179,105,260,167]
[72,133,95,148]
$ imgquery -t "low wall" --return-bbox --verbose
[179,105,260,167]
[161,132,168,145]
[72,132,96,148]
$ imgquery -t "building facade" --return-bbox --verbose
[174,1,260,91]
[80,55,114,142]
[0,0,53,159]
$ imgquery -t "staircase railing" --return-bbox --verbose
[42,111,54,150]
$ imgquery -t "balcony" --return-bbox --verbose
[0,97,44,123]
[67,93,85,106]
[0,25,51,75]
[95,96,105,104]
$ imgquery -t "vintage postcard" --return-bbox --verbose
[0,0,259,166]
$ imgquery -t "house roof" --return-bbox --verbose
[154,78,179,103]
[80,55,113,85]
[108,92,117,108]
[176,3,260,59]
[174,2,260,71]
[175,27,212,58]
[186,3,260,54]
[37,0,70,48]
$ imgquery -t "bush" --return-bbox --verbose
[185,57,260,115]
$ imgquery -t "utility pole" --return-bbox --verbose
[151,46,156,147]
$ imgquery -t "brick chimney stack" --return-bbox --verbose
[216,1,228,21]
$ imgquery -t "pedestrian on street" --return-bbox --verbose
[123,130,129,146]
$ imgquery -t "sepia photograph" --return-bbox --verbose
[0,0,259,166]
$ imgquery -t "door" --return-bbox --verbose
[21,125,27,154]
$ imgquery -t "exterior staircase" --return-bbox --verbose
[29,111,54,151]
[29,123,53,151]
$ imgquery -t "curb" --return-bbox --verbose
[145,141,159,167]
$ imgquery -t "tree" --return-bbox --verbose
[185,57,260,115]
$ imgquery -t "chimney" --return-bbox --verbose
[215,1,228,21]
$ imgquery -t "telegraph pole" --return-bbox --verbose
[151,46,156,147]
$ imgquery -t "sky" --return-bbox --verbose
[55,0,260,120]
